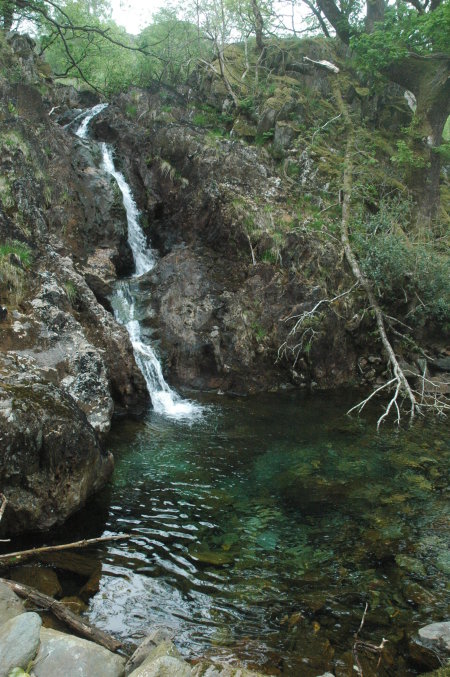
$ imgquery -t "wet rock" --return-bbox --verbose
[83,247,117,309]
[404,582,436,607]
[125,627,174,675]
[38,550,101,578]
[33,627,126,677]
[188,544,235,566]
[0,612,42,677]
[11,565,62,598]
[408,638,442,671]
[395,554,427,578]
[127,641,190,677]
[0,581,25,625]
[79,566,102,601]
[191,661,267,675]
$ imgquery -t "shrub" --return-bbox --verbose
[353,198,450,326]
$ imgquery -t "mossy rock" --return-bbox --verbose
[232,117,257,139]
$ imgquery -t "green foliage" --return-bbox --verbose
[136,9,212,87]
[351,2,450,77]
[125,104,137,118]
[37,0,139,94]
[391,140,429,169]
[239,96,255,114]
[0,240,32,305]
[63,280,78,305]
[0,240,32,267]
[8,668,30,677]
[353,197,450,326]
[251,321,266,342]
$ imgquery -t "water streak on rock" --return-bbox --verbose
[76,107,202,421]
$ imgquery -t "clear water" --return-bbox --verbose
[56,390,449,676]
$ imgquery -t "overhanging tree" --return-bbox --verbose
[308,0,450,227]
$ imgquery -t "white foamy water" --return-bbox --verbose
[75,103,108,139]
[74,106,202,421]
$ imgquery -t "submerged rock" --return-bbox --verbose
[10,566,62,598]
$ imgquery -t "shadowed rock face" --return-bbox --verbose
[0,34,149,535]
[92,94,357,394]
[0,355,113,534]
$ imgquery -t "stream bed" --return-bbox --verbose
[39,389,449,676]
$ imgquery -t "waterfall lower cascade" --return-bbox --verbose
[76,107,202,421]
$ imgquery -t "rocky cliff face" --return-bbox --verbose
[0,33,148,534]
[89,84,361,394]
[0,32,446,532]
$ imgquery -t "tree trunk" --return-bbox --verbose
[365,0,385,32]
[250,0,265,56]
[316,0,351,43]
[389,56,450,228]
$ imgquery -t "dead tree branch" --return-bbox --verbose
[278,283,358,366]
[353,603,388,676]
[0,534,129,567]
[332,80,425,427]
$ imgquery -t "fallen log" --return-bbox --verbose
[0,534,129,567]
[0,577,125,655]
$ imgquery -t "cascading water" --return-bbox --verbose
[75,107,202,420]
[75,103,108,139]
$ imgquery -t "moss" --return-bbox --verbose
[0,177,14,210]
[0,241,31,307]
[0,130,30,158]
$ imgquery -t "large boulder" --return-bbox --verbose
[0,581,25,625]
[0,354,113,534]
[0,612,41,677]
[33,627,126,677]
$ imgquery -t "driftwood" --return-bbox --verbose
[0,534,129,566]
[352,603,387,676]
[0,577,125,655]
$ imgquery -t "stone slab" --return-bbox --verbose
[33,627,126,677]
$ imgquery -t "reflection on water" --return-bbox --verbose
[46,391,450,674]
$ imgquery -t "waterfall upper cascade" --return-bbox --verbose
[75,107,202,421]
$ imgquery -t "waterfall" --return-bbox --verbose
[75,107,202,421]
[75,103,108,139]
